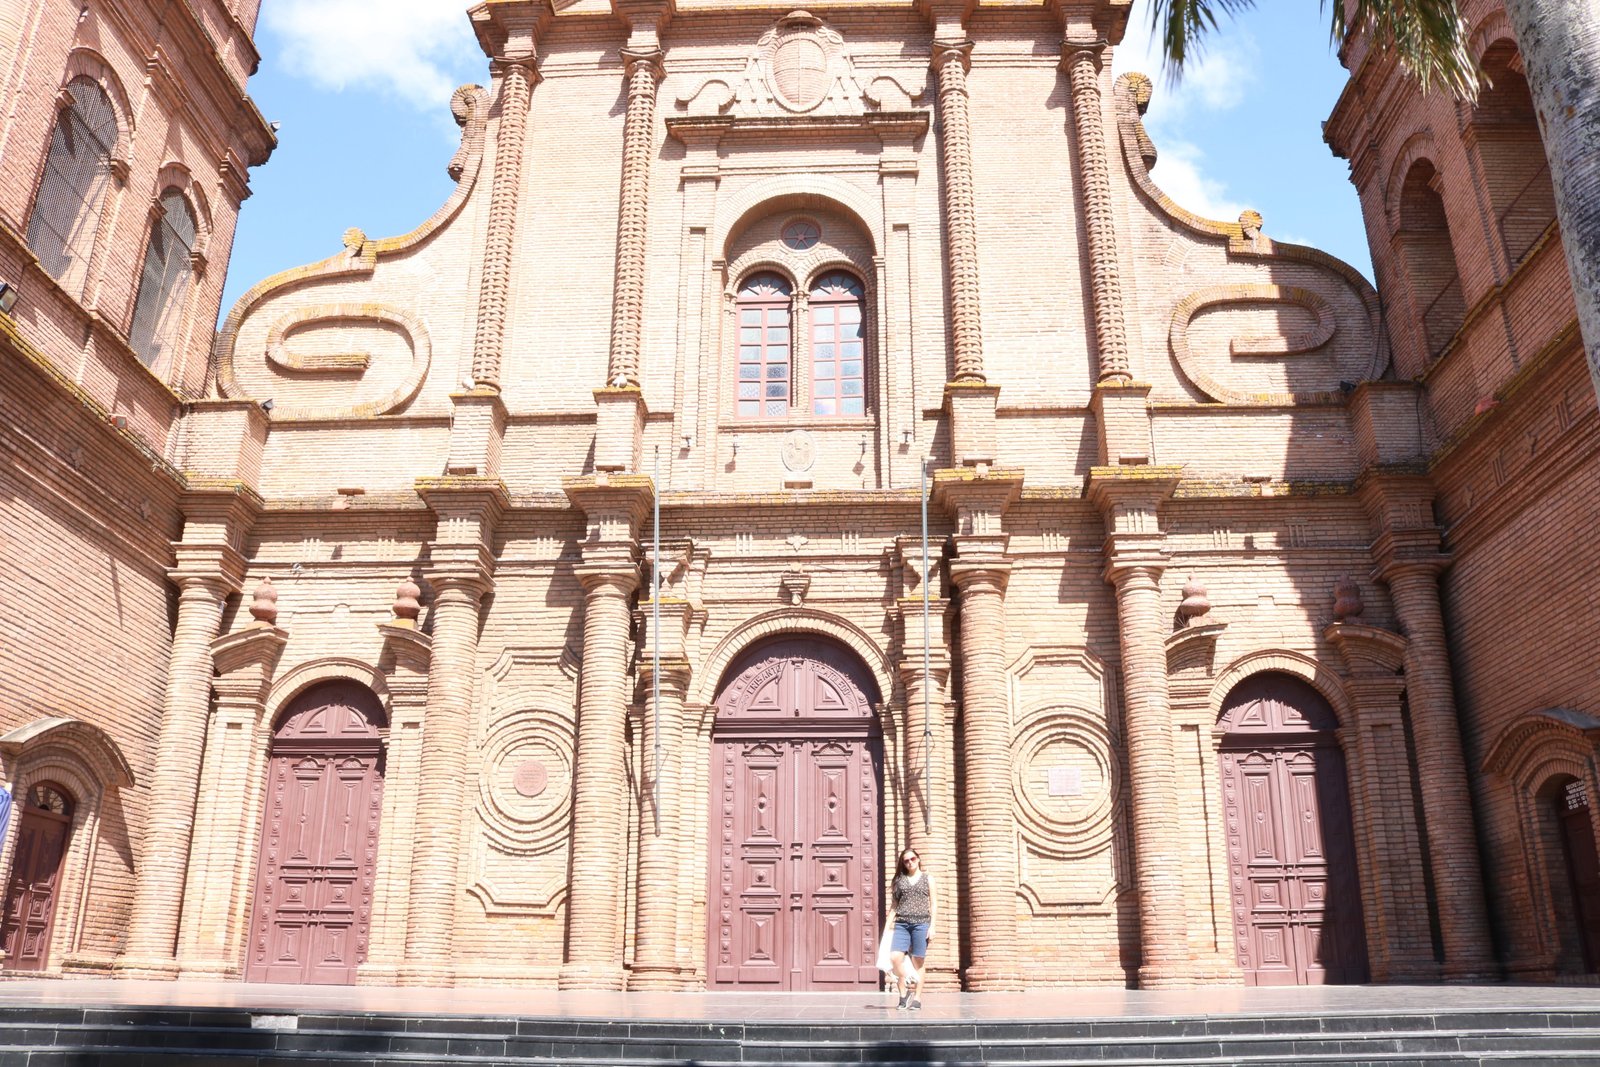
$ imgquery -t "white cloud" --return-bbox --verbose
[1144,138,1246,223]
[263,0,482,113]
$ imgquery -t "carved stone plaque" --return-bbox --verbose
[782,429,815,472]
[513,759,549,798]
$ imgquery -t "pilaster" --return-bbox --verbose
[118,481,260,978]
[175,620,287,978]
[1359,470,1497,979]
[1086,465,1194,987]
[1324,621,1439,982]
[360,617,433,983]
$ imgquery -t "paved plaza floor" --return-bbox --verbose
[0,979,1597,1024]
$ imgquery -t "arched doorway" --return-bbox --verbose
[1219,672,1368,985]
[1546,776,1600,973]
[0,783,75,971]
[707,636,883,990]
[245,682,385,984]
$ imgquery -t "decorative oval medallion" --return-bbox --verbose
[781,428,815,472]
[772,34,829,111]
[513,759,548,798]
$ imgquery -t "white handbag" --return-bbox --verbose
[875,924,895,973]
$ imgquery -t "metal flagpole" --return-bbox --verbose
[920,456,932,834]
[652,446,662,836]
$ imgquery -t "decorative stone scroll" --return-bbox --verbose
[1168,284,1352,405]
[214,84,489,415]
[675,10,923,119]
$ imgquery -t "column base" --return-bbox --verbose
[175,960,241,981]
[962,964,1025,991]
[1441,958,1502,982]
[1136,960,1207,988]
[112,957,182,980]
[559,961,627,990]
[627,964,689,991]
[392,962,458,987]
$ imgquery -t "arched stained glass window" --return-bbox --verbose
[128,188,198,370]
[736,272,793,417]
[26,76,118,296]
[809,271,865,416]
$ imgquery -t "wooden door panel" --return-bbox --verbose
[1,808,71,972]
[246,685,384,985]
[709,641,881,990]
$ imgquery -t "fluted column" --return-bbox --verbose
[630,654,690,989]
[401,573,488,975]
[1062,41,1130,382]
[1106,561,1189,986]
[471,52,537,391]
[120,574,233,974]
[950,558,1017,988]
[1382,561,1496,978]
[608,47,663,388]
[561,565,640,989]
[931,39,984,382]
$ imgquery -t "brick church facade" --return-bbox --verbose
[0,0,1592,989]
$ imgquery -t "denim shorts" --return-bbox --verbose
[891,921,929,957]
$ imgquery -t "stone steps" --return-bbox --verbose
[2,1006,1600,1066]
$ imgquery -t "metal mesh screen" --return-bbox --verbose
[128,189,196,369]
[25,77,116,296]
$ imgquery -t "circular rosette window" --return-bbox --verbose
[1010,708,1119,860]
[477,709,574,856]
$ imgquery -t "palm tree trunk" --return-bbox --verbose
[1502,0,1600,400]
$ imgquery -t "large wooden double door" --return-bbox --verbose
[245,683,385,985]
[0,784,74,971]
[1220,673,1367,986]
[708,639,882,990]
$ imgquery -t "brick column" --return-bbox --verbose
[562,566,639,989]
[1361,472,1495,979]
[561,475,650,989]
[930,38,983,383]
[948,557,1016,989]
[1089,467,1190,987]
[1060,39,1130,383]
[933,467,1023,990]
[120,574,234,974]
[400,573,487,978]
[897,637,958,989]
[120,485,257,977]
[630,652,690,989]
[1381,560,1496,978]
[400,479,502,983]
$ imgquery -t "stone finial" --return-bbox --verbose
[1333,575,1364,623]
[393,578,422,624]
[248,578,279,626]
[1177,577,1211,624]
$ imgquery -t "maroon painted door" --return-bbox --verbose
[0,784,74,971]
[246,683,385,985]
[708,639,882,990]
[1220,673,1367,986]
[1557,781,1600,972]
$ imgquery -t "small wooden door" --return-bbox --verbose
[1557,781,1600,972]
[245,683,385,985]
[0,784,74,971]
[708,639,882,990]
[1220,673,1367,986]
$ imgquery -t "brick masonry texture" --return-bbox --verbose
[0,0,1594,991]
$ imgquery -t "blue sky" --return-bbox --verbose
[218,0,1372,322]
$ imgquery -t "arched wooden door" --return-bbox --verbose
[1219,672,1368,985]
[1555,779,1600,972]
[245,682,385,985]
[0,783,74,971]
[708,638,882,990]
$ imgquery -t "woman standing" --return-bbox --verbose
[885,847,936,1010]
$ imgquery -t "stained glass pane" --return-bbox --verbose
[766,400,788,415]
[740,383,759,398]
[814,399,837,415]
[768,364,788,379]
[740,366,760,380]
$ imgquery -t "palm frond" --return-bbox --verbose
[1149,0,1481,101]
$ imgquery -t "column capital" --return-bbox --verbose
[565,473,653,542]
[1059,38,1109,73]
[1084,464,1182,514]
[1323,619,1409,677]
[1373,550,1451,585]
[949,556,1011,595]
[637,655,691,693]
[576,560,641,598]
[423,568,493,603]
[209,625,288,700]
[930,37,974,73]
[619,46,665,82]
[1103,557,1164,590]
